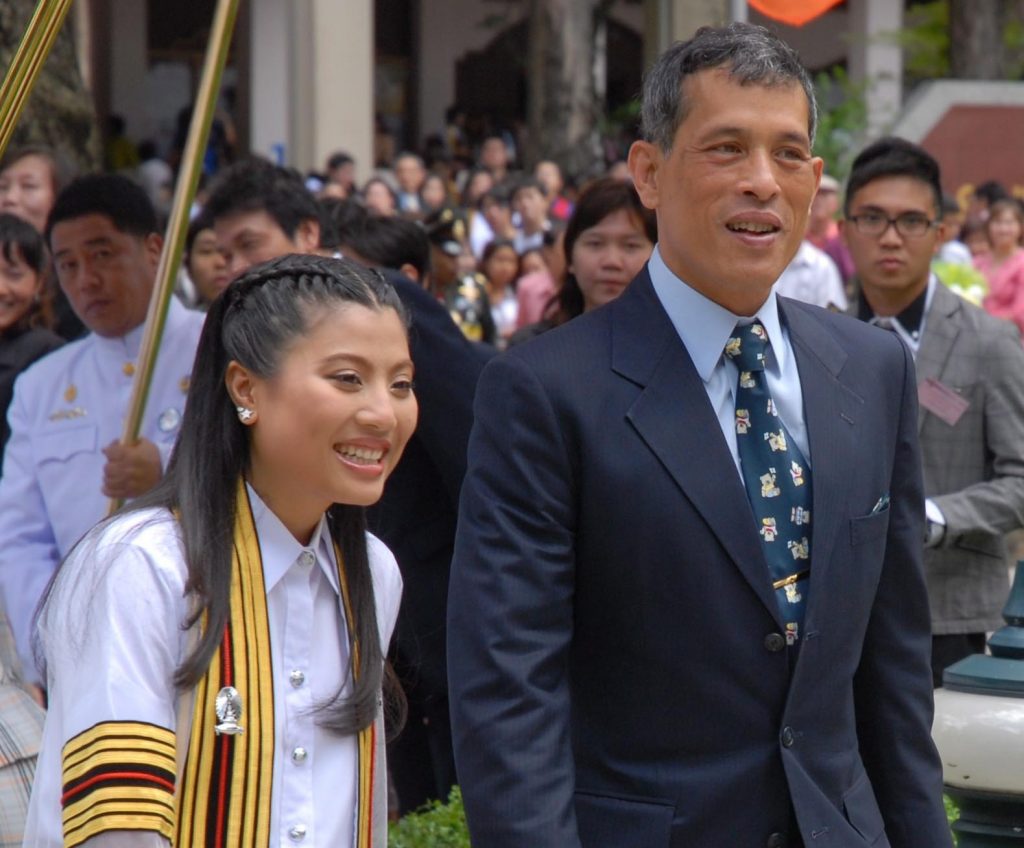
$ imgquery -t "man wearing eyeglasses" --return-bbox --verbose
[843,136,1024,686]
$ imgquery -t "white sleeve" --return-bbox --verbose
[39,519,186,847]
[0,379,61,686]
[366,533,403,649]
[45,530,185,739]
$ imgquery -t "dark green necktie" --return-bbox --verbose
[725,321,811,644]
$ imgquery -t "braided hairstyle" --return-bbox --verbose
[141,253,409,734]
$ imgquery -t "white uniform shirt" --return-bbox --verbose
[773,239,848,310]
[0,298,203,685]
[24,489,403,847]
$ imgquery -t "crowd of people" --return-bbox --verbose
[0,19,1020,848]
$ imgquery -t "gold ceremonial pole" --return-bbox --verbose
[108,0,240,514]
[0,0,74,160]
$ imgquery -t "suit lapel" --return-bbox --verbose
[779,300,862,632]
[914,284,963,432]
[612,274,785,627]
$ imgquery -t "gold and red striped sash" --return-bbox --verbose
[60,479,380,846]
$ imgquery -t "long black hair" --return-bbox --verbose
[94,254,406,735]
[547,178,657,326]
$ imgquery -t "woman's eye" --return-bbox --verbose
[332,372,361,387]
[391,379,415,394]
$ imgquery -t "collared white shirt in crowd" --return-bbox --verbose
[24,486,402,847]
[773,239,848,310]
[648,245,811,478]
[0,297,203,686]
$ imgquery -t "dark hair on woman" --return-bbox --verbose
[135,253,408,735]
[0,145,76,196]
[547,178,657,326]
[184,211,213,258]
[362,177,398,210]
[0,212,51,333]
[984,198,1024,245]
[480,238,520,286]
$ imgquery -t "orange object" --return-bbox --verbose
[747,0,844,27]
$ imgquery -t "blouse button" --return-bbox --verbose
[290,669,305,688]
[288,824,307,842]
[291,746,308,764]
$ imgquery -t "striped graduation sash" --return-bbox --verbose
[60,479,382,847]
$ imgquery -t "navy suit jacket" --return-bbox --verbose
[448,269,951,847]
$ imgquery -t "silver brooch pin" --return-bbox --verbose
[214,686,244,735]
[158,407,181,433]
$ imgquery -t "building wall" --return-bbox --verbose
[249,0,290,164]
[417,0,644,140]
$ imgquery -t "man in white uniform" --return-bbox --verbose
[0,174,204,688]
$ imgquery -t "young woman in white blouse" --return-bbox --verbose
[25,254,418,847]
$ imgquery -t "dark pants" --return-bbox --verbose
[932,632,987,688]
[387,687,457,815]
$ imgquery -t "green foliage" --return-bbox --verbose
[933,260,988,306]
[895,0,1024,82]
[897,0,950,82]
[812,67,869,184]
[389,787,471,848]
[945,794,960,845]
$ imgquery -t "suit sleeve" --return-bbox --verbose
[448,352,582,848]
[931,321,1024,538]
[0,378,60,687]
[853,339,953,847]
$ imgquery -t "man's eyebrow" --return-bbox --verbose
[53,236,115,258]
[695,126,811,147]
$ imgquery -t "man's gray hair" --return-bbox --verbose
[641,22,818,152]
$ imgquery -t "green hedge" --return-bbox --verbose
[389,787,470,848]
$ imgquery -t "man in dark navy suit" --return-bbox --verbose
[448,23,951,848]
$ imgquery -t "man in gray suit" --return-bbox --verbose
[843,137,1024,685]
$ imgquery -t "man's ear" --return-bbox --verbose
[225,360,258,415]
[144,232,163,269]
[932,220,947,257]
[399,262,420,284]
[294,218,321,254]
[627,140,661,211]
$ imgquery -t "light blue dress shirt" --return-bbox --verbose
[647,245,811,477]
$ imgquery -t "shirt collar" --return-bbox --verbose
[857,274,933,337]
[92,295,189,362]
[245,482,340,596]
[648,245,788,382]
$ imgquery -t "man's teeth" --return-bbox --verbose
[728,222,776,233]
[338,446,384,464]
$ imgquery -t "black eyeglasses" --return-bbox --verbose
[846,211,938,238]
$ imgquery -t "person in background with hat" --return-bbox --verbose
[423,208,496,345]
[0,174,204,693]
[807,173,855,286]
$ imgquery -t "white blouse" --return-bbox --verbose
[24,489,402,847]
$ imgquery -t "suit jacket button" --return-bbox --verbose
[781,726,795,748]
[764,633,786,652]
[766,833,786,848]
